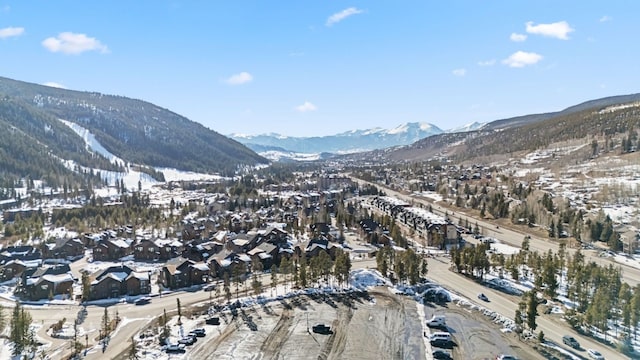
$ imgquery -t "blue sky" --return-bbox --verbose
[1,1,638,137]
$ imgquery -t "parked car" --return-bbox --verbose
[134,296,151,305]
[202,283,216,292]
[163,343,186,353]
[477,293,489,302]
[205,316,220,325]
[178,335,196,345]
[562,335,580,349]
[430,332,453,348]
[189,328,206,337]
[496,355,518,360]
[312,324,332,335]
[426,315,446,328]
[432,349,453,359]
[586,349,604,360]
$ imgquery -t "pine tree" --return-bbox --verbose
[0,304,5,334]
[10,303,33,356]
[176,298,182,325]
[81,271,91,301]
[526,291,538,331]
[128,336,140,360]
[101,307,110,340]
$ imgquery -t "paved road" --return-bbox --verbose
[352,177,640,287]
[426,255,623,360]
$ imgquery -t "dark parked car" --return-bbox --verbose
[432,349,453,359]
[562,335,580,349]
[189,328,206,337]
[134,296,151,305]
[312,324,332,334]
[206,316,220,325]
[477,293,489,302]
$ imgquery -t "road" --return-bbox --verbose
[426,254,623,360]
[353,177,640,287]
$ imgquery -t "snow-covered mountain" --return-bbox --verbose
[446,121,486,133]
[230,122,444,154]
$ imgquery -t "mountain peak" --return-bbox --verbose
[231,121,444,154]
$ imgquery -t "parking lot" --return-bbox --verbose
[175,287,543,360]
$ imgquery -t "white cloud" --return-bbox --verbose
[525,21,574,40]
[295,101,317,113]
[225,72,253,85]
[502,51,543,68]
[42,32,109,54]
[477,59,496,66]
[42,82,67,89]
[452,68,466,77]
[326,7,363,26]
[510,33,527,42]
[0,26,24,39]
[599,15,612,23]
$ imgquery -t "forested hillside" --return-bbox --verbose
[0,76,267,179]
[0,96,117,190]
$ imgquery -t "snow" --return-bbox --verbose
[59,119,126,167]
[257,150,321,162]
[413,191,444,202]
[446,121,485,133]
[159,168,225,183]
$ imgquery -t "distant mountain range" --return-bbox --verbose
[383,94,640,163]
[0,76,267,186]
[231,122,468,154]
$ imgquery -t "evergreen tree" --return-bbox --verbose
[128,336,140,360]
[176,298,182,325]
[270,264,278,296]
[81,271,91,301]
[101,307,110,339]
[10,303,33,356]
[526,291,538,331]
[0,304,5,334]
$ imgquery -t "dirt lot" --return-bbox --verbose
[184,287,542,360]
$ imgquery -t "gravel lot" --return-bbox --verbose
[184,287,542,360]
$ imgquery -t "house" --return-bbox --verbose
[159,257,210,290]
[89,264,150,300]
[42,238,84,260]
[125,271,151,296]
[208,252,251,279]
[92,238,132,261]
[20,264,75,301]
[300,238,341,260]
[247,242,277,270]
[0,245,42,262]
[24,273,75,301]
[0,259,26,281]
[182,241,221,262]
[260,226,289,247]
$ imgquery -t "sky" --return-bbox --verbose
[0,1,639,137]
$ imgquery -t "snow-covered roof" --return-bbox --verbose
[41,273,74,284]
[110,239,130,248]
[128,272,149,280]
[192,263,210,271]
[108,272,129,282]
